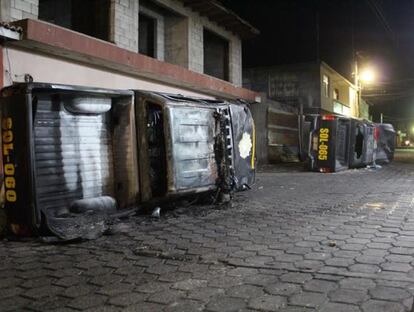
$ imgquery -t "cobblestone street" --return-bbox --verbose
[2,150,414,311]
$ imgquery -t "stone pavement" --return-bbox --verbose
[2,150,414,311]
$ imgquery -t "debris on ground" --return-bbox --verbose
[151,207,161,219]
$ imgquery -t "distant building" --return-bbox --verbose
[0,0,259,101]
[244,61,370,118]
[243,61,371,164]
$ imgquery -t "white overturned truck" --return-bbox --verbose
[0,83,255,240]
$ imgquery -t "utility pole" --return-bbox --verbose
[351,0,360,118]
[316,10,320,62]
[354,53,361,119]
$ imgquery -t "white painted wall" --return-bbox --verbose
[3,47,214,99]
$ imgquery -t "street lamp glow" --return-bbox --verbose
[360,67,376,83]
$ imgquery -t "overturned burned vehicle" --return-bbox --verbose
[134,91,255,202]
[306,114,351,172]
[0,83,139,240]
[306,114,395,173]
[0,83,255,240]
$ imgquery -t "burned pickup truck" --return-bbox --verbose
[134,91,255,203]
[0,83,139,239]
[306,114,395,173]
[0,83,255,240]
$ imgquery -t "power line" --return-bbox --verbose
[365,0,398,47]
[369,78,414,85]
[363,87,414,95]
[364,89,414,98]
[363,93,414,98]
[382,115,414,121]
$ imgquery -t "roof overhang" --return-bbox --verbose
[181,0,259,39]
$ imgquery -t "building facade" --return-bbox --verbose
[243,61,371,163]
[244,61,366,118]
[0,0,259,101]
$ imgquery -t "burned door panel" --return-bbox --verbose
[33,95,115,217]
[134,94,221,200]
[229,104,255,190]
[348,120,375,168]
[167,106,217,192]
[375,123,396,164]
[1,83,139,240]
[364,124,376,165]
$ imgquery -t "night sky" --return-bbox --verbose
[222,0,414,123]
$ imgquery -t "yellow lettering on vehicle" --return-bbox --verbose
[2,118,12,131]
[318,128,329,161]
[2,117,16,202]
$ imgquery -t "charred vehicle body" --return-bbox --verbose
[348,119,376,168]
[306,114,394,173]
[0,84,255,239]
[307,114,351,172]
[134,91,255,203]
[374,123,396,164]
[0,83,139,240]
